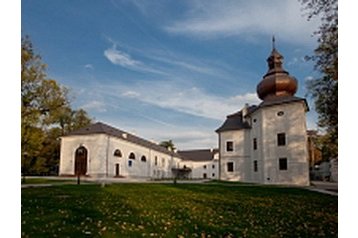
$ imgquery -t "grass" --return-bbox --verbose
[21,178,72,185]
[21,177,95,185]
[21,183,337,237]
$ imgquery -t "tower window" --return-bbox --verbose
[227,162,234,172]
[277,133,286,146]
[254,160,258,172]
[226,141,234,152]
[279,158,288,170]
[253,138,257,150]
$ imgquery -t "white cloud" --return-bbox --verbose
[118,82,260,120]
[84,64,94,70]
[104,44,167,75]
[81,100,107,113]
[121,90,141,98]
[104,47,141,68]
[164,0,319,45]
[104,118,218,149]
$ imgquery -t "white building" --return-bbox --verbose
[177,149,219,179]
[59,43,310,185]
[216,45,310,186]
[59,122,182,179]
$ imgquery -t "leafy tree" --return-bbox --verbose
[22,36,92,177]
[71,109,93,131]
[300,0,338,159]
[159,140,176,151]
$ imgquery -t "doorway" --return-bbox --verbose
[74,146,87,175]
[115,163,120,176]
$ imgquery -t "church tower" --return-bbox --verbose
[216,38,310,185]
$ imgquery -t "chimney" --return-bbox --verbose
[242,103,249,122]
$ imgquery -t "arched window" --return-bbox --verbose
[141,156,147,162]
[114,149,122,157]
[129,152,136,160]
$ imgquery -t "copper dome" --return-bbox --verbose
[257,46,297,101]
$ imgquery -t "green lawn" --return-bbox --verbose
[21,183,337,237]
[21,177,93,185]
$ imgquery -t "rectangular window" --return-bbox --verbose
[253,138,257,150]
[226,141,234,152]
[254,160,258,172]
[128,160,133,167]
[154,156,158,166]
[279,158,288,170]
[277,133,286,146]
[212,164,215,169]
[227,162,234,172]
[212,173,215,177]
[203,173,207,179]
[203,165,207,169]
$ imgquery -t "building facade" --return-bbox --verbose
[59,122,182,179]
[178,149,219,179]
[216,45,310,186]
[59,43,310,185]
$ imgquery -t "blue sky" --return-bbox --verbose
[22,0,321,149]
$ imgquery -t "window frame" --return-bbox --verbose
[279,158,288,171]
[226,141,234,152]
[128,152,136,160]
[253,138,257,150]
[253,160,258,172]
[277,133,286,146]
[227,162,234,172]
[113,149,122,157]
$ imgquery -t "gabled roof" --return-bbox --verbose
[64,122,182,158]
[215,110,251,133]
[216,96,308,133]
[177,149,218,162]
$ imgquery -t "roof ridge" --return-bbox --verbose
[64,121,183,158]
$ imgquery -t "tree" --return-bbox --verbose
[22,36,68,177]
[159,140,176,151]
[21,36,93,177]
[300,0,338,159]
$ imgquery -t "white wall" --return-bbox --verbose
[259,101,309,185]
[219,130,251,181]
[59,133,181,179]
[179,160,219,179]
[218,101,310,186]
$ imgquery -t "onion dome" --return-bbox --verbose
[256,37,297,101]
